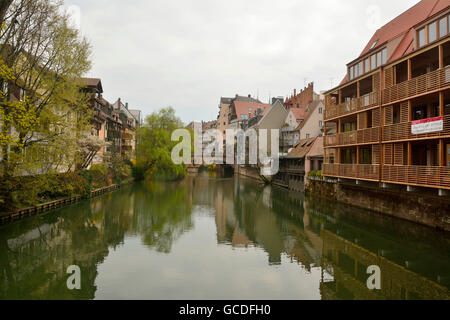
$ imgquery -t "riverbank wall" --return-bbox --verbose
[234,166,265,183]
[0,179,134,225]
[306,178,450,232]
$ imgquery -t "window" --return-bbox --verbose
[429,21,437,42]
[248,108,252,112]
[371,54,376,70]
[354,64,359,79]
[382,48,387,65]
[439,17,447,38]
[376,51,382,67]
[365,58,370,73]
[319,107,323,114]
[418,28,426,47]
[358,61,363,77]
[306,134,310,139]
[370,40,378,50]
[319,121,323,128]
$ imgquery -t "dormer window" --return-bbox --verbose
[418,28,426,48]
[428,21,437,43]
[370,40,378,50]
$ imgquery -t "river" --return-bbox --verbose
[0,172,449,300]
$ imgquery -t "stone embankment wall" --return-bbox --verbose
[234,166,265,183]
[306,179,450,232]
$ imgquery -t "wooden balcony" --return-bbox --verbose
[382,115,450,142]
[383,66,450,105]
[324,91,379,120]
[382,165,450,190]
[323,164,380,181]
[324,127,380,147]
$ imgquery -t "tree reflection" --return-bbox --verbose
[132,181,193,253]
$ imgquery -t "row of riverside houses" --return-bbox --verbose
[0,74,141,176]
[200,0,450,197]
[81,78,142,166]
[323,0,450,196]
[212,86,325,190]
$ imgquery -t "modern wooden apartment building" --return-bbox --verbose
[323,0,450,193]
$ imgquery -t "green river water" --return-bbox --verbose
[0,173,449,300]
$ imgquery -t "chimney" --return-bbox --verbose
[125,102,128,109]
[294,89,297,96]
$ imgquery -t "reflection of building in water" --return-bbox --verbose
[320,230,449,300]
[213,177,324,267]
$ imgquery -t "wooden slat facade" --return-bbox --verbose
[383,66,450,105]
[323,38,450,190]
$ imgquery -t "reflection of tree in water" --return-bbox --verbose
[132,181,193,253]
[0,187,137,300]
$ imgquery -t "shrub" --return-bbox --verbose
[89,164,110,187]
[308,170,323,178]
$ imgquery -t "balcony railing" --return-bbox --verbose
[324,164,450,189]
[324,127,380,147]
[383,66,450,105]
[383,115,450,142]
[325,91,379,120]
[382,165,450,189]
[323,164,380,181]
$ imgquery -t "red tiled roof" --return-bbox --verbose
[286,137,317,159]
[234,101,271,121]
[290,107,308,120]
[338,0,449,88]
[358,0,447,60]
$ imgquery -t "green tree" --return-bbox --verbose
[0,0,92,210]
[135,107,187,181]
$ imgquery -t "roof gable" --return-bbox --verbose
[358,0,443,60]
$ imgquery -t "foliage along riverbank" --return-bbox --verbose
[3,161,134,212]
[133,107,189,183]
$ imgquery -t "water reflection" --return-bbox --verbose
[0,173,448,300]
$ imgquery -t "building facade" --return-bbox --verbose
[82,79,140,166]
[323,0,450,194]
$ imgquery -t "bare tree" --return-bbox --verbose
[0,0,13,24]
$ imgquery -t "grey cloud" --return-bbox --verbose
[65,0,420,123]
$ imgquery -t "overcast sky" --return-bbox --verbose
[65,0,420,124]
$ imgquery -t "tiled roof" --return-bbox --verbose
[358,0,447,60]
[81,78,103,92]
[338,0,449,87]
[307,137,324,158]
[290,107,309,121]
[294,101,322,131]
[286,137,317,159]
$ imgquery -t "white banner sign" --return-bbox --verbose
[411,116,443,135]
